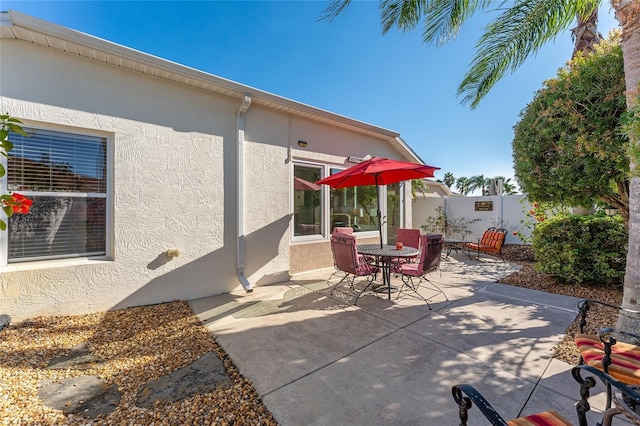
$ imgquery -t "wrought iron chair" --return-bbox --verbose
[463,227,508,261]
[574,299,640,411]
[394,228,421,263]
[332,227,354,235]
[393,234,446,309]
[453,365,640,426]
[329,233,379,304]
[330,226,373,264]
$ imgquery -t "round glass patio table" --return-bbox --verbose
[357,244,419,301]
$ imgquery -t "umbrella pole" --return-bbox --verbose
[376,178,383,249]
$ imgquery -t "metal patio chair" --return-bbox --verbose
[574,299,640,412]
[393,234,446,309]
[453,365,640,426]
[394,228,421,263]
[329,233,378,304]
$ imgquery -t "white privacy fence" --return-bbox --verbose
[412,194,533,245]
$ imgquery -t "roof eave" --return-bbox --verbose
[1,10,406,145]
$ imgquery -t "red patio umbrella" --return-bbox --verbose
[294,176,321,191]
[316,157,440,247]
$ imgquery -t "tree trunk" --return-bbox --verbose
[571,8,603,57]
[613,0,640,334]
[600,177,630,228]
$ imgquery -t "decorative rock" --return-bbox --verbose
[37,375,121,418]
[47,342,102,370]
[136,351,230,408]
[0,314,10,331]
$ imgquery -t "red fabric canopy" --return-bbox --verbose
[315,157,439,188]
[294,176,321,191]
[316,157,439,248]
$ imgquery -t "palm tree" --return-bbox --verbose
[321,0,640,332]
[455,177,471,195]
[443,172,455,188]
[468,175,487,195]
[571,7,603,57]
[493,176,518,194]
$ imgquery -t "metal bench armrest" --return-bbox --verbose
[451,384,508,426]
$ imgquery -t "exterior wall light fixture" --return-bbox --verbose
[297,140,308,148]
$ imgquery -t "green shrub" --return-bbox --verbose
[532,215,627,286]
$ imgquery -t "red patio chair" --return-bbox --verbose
[332,227,353,235]
[393,234,447,309]
[329,233,378,304]
[394,228,421,263]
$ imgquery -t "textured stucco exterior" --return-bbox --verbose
[0,12,423,321]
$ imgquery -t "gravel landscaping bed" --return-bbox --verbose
[0,301,276,425]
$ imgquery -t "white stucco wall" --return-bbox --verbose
[413,194,533,245]
[0,39,242,320]
[1,35,420,320]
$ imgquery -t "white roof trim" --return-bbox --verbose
[1,10,424,164]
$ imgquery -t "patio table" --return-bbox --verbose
[444,238,470,259]
[357,244,419,301]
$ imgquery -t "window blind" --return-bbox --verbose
[6,129,107,262]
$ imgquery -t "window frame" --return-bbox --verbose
[291,160,395,243]
[0,123,113,267]
[292,162,324,242]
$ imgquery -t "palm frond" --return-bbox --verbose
[380,0,426,33]
[421,0,494,45]
[458,0,600,108]
[318,0,352,22]
[379,0,494,43]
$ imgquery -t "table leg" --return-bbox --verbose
[385,258,391,300]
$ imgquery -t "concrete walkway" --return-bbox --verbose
[188,255,617,425]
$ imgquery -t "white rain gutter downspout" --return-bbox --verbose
[237,93,253,292]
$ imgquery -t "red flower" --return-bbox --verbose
[529,209,536,216]
[513,231,518,236]
[533,202,539,208]
[3,193,32,214]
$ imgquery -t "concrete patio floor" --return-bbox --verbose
[188,254,622,425]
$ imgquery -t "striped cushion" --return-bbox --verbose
[480,230,505,249]
[575,333,640,385]
[507,410,572,426]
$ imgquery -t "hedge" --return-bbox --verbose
[532,215,627,286]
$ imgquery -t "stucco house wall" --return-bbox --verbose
[0,11,424,321]
[0,39,238,318]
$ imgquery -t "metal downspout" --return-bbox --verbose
[237,93,253,292]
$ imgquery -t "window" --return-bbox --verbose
[329,168,378,233]
[386,182,402,244]
[293,165,322,237]
[3,128,108,263]
[291,162,402,241]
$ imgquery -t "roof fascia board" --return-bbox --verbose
[2,10,402,142]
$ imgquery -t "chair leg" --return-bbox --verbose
[332,273,379,305]
[423,277,448,302]
[354,275,378,305]
[398,276,432,309]
[396,275,450,310]
[329,272,352,296]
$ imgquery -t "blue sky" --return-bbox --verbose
[2,1,620,192]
